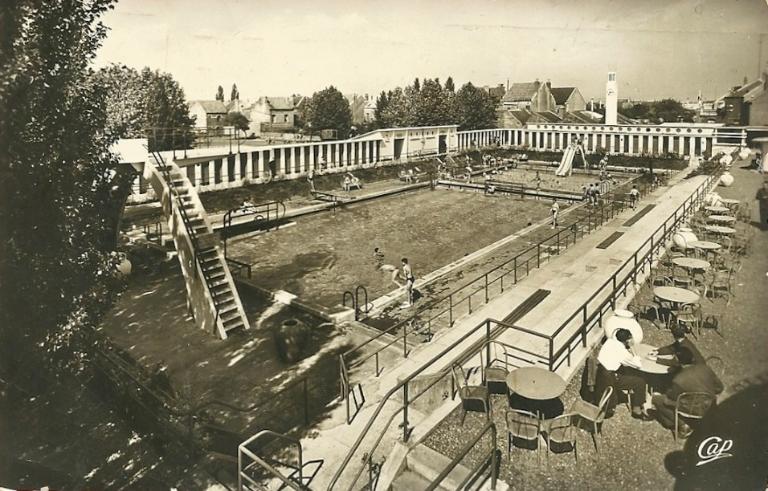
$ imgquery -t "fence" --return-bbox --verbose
[328,173,717,490]
[338,174,653,420]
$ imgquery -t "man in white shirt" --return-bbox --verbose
[597,328,650,419]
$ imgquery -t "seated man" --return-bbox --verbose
[346,172,361,190]
[342,175,351,191]
[651,326,705,367]
[650,348,723,436]
[596,328,649,419]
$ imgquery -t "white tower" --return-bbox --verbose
[605,72,618,125]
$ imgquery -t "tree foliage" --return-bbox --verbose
[0,0,131,384]
[307,86,352,138]
[619,99,695,123]
[93,64,195,151]
[216,85,224,101]
[224,111,250,134]
[231,83,239,101]
[373,78,495,130]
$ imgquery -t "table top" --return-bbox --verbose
[633,344,672,374]
[720,198,740,205]
[705,206,729,214]
[653,286,700,304]
[690,240,722,250]
[705,225,736,235]
[672,257,710,270]
[506,367,567,400]
[708,215,737,223]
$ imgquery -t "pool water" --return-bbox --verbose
[226,188,553,308]
[493,168,621,194]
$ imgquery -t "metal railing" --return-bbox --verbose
[342,285,371,321]
[426,421,498,491]
[547,174,718,371]
[328,318,524,490]
[238,430,304,491]
[337,175,652,417]
[152,151,225,329]
[328,173,716,491]
[222,200,286,256]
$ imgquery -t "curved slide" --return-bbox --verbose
[556,145,576,176]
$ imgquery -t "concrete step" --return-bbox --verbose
[390,469,434,491]
[406,444,472,490]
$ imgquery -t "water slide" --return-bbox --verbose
[556,145,576,176]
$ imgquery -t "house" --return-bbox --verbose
[246,97,297,134]
[718,70,768,126]
[188,100,228,132]
[501,80,556,112]
[483,84,507,101]
[551,87,586,116]
[363,99,376,123]
[496,108,563,128]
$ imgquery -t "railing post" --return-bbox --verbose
[611,276,617,309]
[537,243,541,268]
[513,257,518,284]
[449,295,453,326]
[403,324,408,358]
[402,383,409,441]
[484,275,489,303]
[303,377,309,426]
[556,232,560,253]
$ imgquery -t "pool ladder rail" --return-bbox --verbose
[342,285,371,321]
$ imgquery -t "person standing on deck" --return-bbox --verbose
[550,199,560,228]
[400,258,415,307]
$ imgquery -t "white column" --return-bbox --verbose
[688,137,695,156]
[701,137,708,155]
[677,136,684,157]
[221,157,230,185]
[628,134,634,154]
[609,134,616,154]
[656,135,662,154]
[244,152,253,180]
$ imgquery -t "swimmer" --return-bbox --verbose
[400,258,415,306]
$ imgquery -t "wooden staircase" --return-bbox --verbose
[144,152,249,339]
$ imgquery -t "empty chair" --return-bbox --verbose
[708,269,734,305]
[674,392,717,441]
[570,386,614,452]
[674,303,703,338]
[452,364,490,424]
[482,342,510,395]
[542,412,578,464]
[505,408,541,463]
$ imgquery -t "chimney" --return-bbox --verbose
[506,79,510,90]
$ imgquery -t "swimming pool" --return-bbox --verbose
[491,167,629,194]
[226,188,553,309]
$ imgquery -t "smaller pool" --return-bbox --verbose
[492,168,625,194]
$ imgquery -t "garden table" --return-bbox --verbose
[704,206,729,214]
[672,257,710,272]
[507,367,567,420]
[633,343,672,375]
[708,215,736,224]
[653,286,700,306]
[704,225,735,235]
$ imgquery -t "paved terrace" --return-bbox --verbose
[261,164,709,489]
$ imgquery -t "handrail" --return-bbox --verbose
[327,318,511,490]
[426,421,498,491]
[548,174,717,370]
[341,173,649,377]
[238,429,304,491]
[222,200,286,256]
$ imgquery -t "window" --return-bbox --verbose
[284,114,288,123]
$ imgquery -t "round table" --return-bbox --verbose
[672,257,710,271]
[719,198,740,205]
[653,286,700,305]
[705,206,730,214]
[690,240,721,251]
[708,215,736,224]
[506,367,566,400]
[633,343,672,374]
[705,225,735,235]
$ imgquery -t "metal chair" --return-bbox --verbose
[674,303,703,338]
[570,386,614,452]
[542,412,578,465]
[709,269,734,305]
[505,408,541,464]
[674,392,717,441]
[482,342,510,395]
[452,364,490,425]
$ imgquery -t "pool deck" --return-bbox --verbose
[277,163,709,489]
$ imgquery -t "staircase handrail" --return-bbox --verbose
[238,430,304,491]
[151,151,223,328]
[425,421,498,491]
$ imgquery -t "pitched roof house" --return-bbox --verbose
[188,100,228,130]
[550,87,586,115]
[501,81,556,112]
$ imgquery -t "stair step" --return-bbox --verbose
[406,444,472,491]
[220,307,240,321]
[224,321,245,333]
[391,470,433,491]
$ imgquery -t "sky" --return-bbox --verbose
[96,0,768,102]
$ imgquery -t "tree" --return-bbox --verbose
[1,0,131,385]
[224,111,250,135]
[380,87,410,128]
[454,82,497,130]
[445,76,455,93]
[216,85,224,101]
[93,65,196,151]
[652,98,695,123]
[307,86,352,138]
[374,91,388,128]
[231,83,239,101]
[410,78,452,126]
[413,77,421,93]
